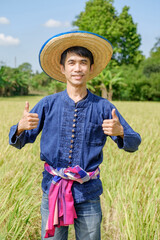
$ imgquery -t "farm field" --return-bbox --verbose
[0,96,160,240]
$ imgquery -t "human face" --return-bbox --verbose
[60,52,93,87]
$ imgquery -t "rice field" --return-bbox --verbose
[0,96,159,240]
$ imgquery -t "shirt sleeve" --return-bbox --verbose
[9,96,48,149]
[104,104,141,152]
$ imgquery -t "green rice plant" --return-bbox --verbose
[0,97,159,239]
[101,101,160,240]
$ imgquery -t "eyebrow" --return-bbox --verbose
[67,58,88,63]
[81,59,88,63]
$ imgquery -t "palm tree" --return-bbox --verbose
[94,69,126,101]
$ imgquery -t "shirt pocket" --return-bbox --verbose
[85,122,105,146]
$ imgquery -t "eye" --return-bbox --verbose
[81,61,87,65]
[68,61,75,66]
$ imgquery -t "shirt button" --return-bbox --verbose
[73,119,76,122]
[69,150,72,153]
[74,114,77,117]
[72,129,75,133]
[69,155,72,159]
[70,145,73,148]
[71,139,74,143]
[71,134,75,138]
[68,161,71,164]
[75,109,78,112]
[73,124,76,127]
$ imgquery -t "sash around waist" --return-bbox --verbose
[44,163,100,238]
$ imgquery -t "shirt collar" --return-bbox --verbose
[62,89,92,108]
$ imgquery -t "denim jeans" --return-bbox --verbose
[41,192,102,240]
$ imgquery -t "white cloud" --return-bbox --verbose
[0,17,10,24]
[44,19,62,28]
[0,33,20,46]
[43,19,71,28]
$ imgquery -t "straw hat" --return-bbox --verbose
[39,31,113,83]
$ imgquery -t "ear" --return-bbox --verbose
[60,64,65,74]
[90,64,94,73]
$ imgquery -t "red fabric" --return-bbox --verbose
[44,179,77,238]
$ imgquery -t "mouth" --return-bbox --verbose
[72,74,84,79]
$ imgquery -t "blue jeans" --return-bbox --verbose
[41,192,102,240]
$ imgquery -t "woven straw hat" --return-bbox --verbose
[39,31,113,83]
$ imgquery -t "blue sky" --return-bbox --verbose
[0,0,159,73]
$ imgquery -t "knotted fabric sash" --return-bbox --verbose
[44,163,100,238]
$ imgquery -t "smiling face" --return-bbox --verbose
[60,52,94,87]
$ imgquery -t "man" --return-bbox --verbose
[9,31,141,240]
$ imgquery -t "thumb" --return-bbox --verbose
[24,101,29,112]
[112,108,118,119]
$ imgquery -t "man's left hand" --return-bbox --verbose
[102,109,124,138]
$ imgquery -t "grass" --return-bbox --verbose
[0,97,160,239]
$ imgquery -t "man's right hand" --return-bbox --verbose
[16,101,39,136]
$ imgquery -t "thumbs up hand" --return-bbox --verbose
[102,109,124,138]
[17,101,39,136]
[24,101,30,113]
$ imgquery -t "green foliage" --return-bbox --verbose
[30,72,52,90]
[112,6,142,65]
[30,72,66,94]
[73,0,115,37]
[0,66,29,97]
[72,0,159,101]
[18,62,32,74]
[47,80,66,95]
[150,37,160,56]
[114,61,160,101]
[0,56,159,100]
[91,69,125,100]
[73,0,143,65]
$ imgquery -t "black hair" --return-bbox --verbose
[60,46,94,67]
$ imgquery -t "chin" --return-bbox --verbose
[73,82,84,87]
[70,79,85,85]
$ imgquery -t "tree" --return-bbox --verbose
[92,69,125,100]
[150,37,160,57]
[73,0,115,37]
[111,6,142,65]
[48,81,66,94]
[30,72,53,90]
[18,62,32,74]
[0,66,29,96]
[141,38,160,100]
[73,0,143,65]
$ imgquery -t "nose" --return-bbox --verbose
[74,63,81,72]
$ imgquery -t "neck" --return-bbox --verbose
[67,83,87,103]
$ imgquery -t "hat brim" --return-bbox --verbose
[39,31,113,83]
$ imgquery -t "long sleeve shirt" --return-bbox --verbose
[9,89,141,203]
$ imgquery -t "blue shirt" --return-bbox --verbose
[9,89,141,203]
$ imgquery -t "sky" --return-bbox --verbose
[0,0,159,73]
